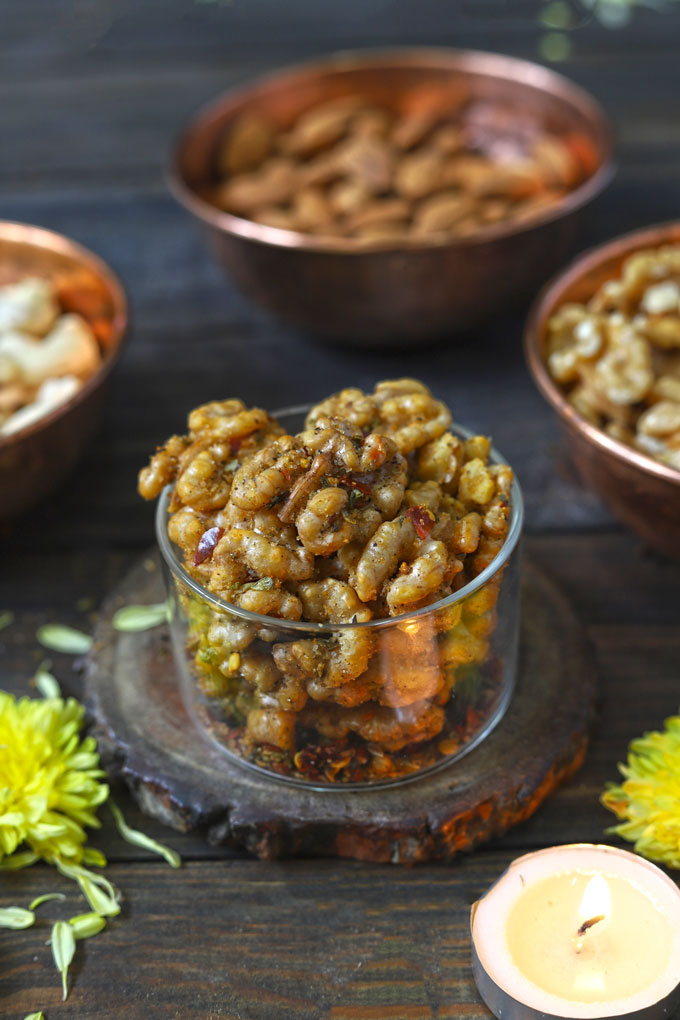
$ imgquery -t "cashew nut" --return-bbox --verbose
[0,276,59,335]
[0,313,100,386]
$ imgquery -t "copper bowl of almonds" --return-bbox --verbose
[525,221,680,557]
[0,221,128,520]
[169,48,614,345]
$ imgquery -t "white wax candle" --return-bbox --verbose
[471,845,680,1020]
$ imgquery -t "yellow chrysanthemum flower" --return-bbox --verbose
[0,691,108,869]
[602,711,680,869]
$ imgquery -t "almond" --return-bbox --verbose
[346,198,410,231]
[217,113,273,175]
[412,192,472,233]
[282,96,363,158]
[394,149,444,199]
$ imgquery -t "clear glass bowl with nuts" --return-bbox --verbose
[142,380,523,788]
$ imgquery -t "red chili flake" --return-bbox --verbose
[338,474,371,495]
[193,526,224,566]
[405,505,435,540]
[229,438,242,456]
[294,743,352,780]
[464,705,482,732]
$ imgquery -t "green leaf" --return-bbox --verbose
[82,847,107,868]
[109,801,181,869]
[111,602,169,632]
[51,919,76,1000]
[23,1013,45,1020]
[232,576,275,594]
[37,624,93,655]
[0,609,14,631]
[29,892,66,911]
[55,860,121,917]
[0,850,39,870]
[78,877,120,917]
[225,458,239,472]
[0,906,34,929]
[69,912,106,939]
[34,665,61,699]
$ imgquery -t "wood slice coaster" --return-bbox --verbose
[86,554,597,864]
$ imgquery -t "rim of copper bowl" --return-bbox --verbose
[0,220,128,449]
[167,46,616,254]
[524,218,680,488]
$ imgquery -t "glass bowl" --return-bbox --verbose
[156,406,524,789]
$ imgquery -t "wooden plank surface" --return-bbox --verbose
[1,853,505,1020]
[2,2,680,1017]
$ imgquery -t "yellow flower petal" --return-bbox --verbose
[602,710,680,869]
[0,690,109,871]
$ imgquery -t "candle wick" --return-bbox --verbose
[576,914,605,937]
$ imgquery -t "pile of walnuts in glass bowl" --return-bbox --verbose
[141,379,523,787]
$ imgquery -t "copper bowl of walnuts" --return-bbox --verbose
[0,221,127,520]
[525,221,680,557]
[168,48,614,345]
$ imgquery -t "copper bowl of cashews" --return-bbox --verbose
[525,221,680,558]
[168,48,615,345]
[0,221,128,520]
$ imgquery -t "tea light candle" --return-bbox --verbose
[471,844,680,1020]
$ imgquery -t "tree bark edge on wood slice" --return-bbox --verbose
[85,553,597,863]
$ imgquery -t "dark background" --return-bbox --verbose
[2,3,680,1018]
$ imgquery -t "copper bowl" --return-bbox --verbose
[525,221,680,557]
[0,221,128,520]
[169,48,614,345]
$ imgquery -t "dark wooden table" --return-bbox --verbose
[2,3,680,1017]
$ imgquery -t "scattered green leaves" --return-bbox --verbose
[109,801,181,869]
[23,1012,45,1020]
[0,906,34,929]
[111,602,170,632]
[69,913,106,940]
[36,624,92,655]
[51,920,76,1000]
[29,892,66,911]
[77,875,120,918]
[34,664,61,700]
[55,860,121,917]
[225,458,239,472]
[0,609,14,631]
